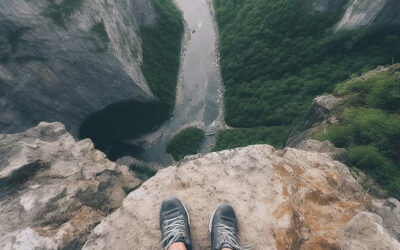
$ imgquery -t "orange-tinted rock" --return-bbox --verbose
[83,145,400,249]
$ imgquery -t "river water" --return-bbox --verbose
[130,0,223,166]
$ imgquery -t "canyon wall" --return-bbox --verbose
[314,0,400,29]
[0,0,157,136]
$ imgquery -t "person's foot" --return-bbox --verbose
[160,196,192,250]
[209,203,251,250]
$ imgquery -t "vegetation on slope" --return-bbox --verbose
[315,67,400,198]
[141,0,184,113]
[80,0,183,158]
[90,20,110,52]
[213,0,400,150]
[45,0,86,27]
[166,127,205,161]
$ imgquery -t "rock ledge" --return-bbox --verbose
[0,122,140,250]
[83,145,400,250]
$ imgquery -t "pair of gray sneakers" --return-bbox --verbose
[160,196,251,250]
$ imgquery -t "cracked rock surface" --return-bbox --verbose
[83,145,400,250]
[0,122,140,250]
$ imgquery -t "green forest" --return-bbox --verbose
[316,67,400,198]
[213,126,290,151]
[166,127,205,161]
[141,0,183,113]
[213,0,400,149]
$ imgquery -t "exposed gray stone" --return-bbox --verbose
[0,122,141,249]
[286,94,342,148]
[341,212,400,250]
[0,0,157,136]
[371,198,400,239]
[336,0,400,30]
[313,0,400,29]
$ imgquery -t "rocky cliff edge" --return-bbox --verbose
[1,122,400,249]
[0,122,140,249]
[83,145,400,250]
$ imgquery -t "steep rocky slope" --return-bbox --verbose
[315,0,400,29]
[287,64,400,149]
[0,122,140,249]
[336,0,400,29]
[287,64,400,198]
[0,0,156,135]
[286,94,343,149]
[83,145,400,250]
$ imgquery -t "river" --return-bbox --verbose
[129,0,223,166]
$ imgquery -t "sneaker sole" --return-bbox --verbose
[209,203,224,232]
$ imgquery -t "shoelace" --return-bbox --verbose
[161,215,187,250]
[217,223,252,250]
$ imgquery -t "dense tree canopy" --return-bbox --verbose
[166,127,205,161]
[141,0,183,112]
[213,126,290,151]
[213,0,400,149]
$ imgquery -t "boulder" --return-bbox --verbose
[83,145,400,249]
[0,122,140,249]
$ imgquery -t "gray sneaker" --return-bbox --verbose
[160,196,192,250]
[209,203,251,250]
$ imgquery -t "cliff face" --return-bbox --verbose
[83,145,400,250]
[336,0,400,29]
[0,122,141,249]
[286,94,342,149]
[0,0,156,135]
[314,0,400,29]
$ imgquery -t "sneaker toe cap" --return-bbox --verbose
[216,203,236,218]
